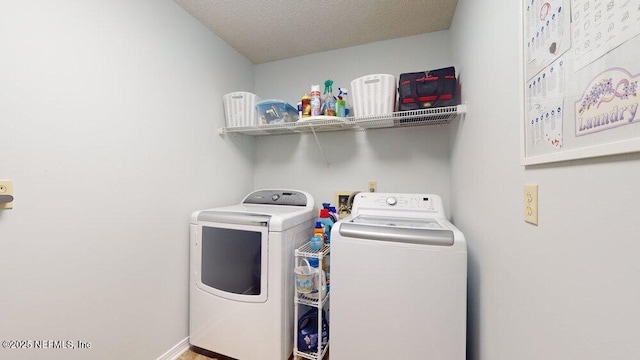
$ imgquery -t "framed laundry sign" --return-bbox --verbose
[521,0,640,165]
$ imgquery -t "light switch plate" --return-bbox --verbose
[0,179,14,210]
[524,184,538,225]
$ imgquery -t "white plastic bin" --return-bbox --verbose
[350,74,396,128]
[223,92,260,127]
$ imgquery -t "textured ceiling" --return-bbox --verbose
[174,0,459,64]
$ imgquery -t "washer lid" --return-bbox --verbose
[350,215,443,229]
[339,215,454,246]
[196,211,271,227]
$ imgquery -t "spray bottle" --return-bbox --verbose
[337,87,349,117]
[322,80,336,116]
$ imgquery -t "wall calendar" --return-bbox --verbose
[522,0,640,165]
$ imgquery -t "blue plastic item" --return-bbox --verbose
[328,206,338,222]
[322,203,339,223]
[310,235,323,251]
[256,99,299,124]
[308,258,319,268]
[297,308,329,352]
[318,209,334,244]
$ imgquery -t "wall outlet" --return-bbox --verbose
[368,180,377,192]
[0,179,14,210]
[524,184,538,225]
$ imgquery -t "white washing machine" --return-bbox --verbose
[189,189,315,360]
[330,192,467,360]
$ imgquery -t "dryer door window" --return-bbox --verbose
[196,221,268,303]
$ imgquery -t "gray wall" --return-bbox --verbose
[4,1,639,359]
[0,1,254,359]
[451,1,640,359]
[253,32,455,214]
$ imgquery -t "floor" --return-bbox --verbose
[178,347,319,360]
[177,347,224,360]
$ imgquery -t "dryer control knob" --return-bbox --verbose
[271,194,280,201]
[386,197,398,206]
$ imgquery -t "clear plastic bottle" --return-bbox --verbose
[322,80,336,116]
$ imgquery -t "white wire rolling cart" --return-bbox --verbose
[293,242,330,360]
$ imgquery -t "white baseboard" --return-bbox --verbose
[156,337,190,360]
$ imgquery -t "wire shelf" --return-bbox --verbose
[295,243,331,258]
[296,290,330,307]
[354,104,463,129]
[294,343,330,360]
[219,105,466,136]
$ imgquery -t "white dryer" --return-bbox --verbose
[189,189,315,360]
[330,193,467,360]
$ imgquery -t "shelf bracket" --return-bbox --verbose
[310,126,330,167]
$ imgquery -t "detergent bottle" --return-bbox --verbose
[329,206,338,222]
[322,203,339,223]
[313,221,326,244]
[318,209,334,244]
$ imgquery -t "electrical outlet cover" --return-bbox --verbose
[524,184,538,225]
[368,180,377,192]
[0,179,14,210]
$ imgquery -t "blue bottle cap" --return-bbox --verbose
[308,258,319,268]
[315,221,323,228]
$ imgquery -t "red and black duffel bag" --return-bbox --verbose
[398,67,458,111]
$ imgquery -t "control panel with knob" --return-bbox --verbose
[350,192,443,215]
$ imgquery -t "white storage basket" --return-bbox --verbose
[350,74,396,128]
[223,92,260,127]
